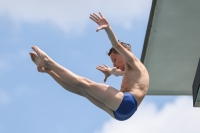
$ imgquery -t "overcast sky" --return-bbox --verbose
[0,0,200,133]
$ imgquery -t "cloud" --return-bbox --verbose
[95,96,200,133]
[0,90,12,105]
[0,0,152,33]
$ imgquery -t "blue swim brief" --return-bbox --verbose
[113,92,138,121]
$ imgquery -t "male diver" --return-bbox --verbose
[29,12,149,121]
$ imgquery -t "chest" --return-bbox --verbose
[121,72,138,88]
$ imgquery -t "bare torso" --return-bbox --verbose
[120,59,149,106]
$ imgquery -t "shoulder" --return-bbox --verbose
[124,58,143,71]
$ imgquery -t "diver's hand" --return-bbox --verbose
[90,12,110,32]
[96,64,112,82]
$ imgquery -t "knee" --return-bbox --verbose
[77,76,92,89]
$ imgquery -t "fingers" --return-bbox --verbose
[90,14,98,23]
[96,65,106,71]
[104,75,108,83]
[89,12,103,23]
[104,78,107,82]
[96,28,100,32]
[96,65,103,71]
[93,13,101,19]
[91,12,103,18]
[96,26,104,32]
[104,64,108,68]
[90,13,100,20]
[99,12,103,18]
[90,16,97,23]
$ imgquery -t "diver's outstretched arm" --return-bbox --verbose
[96,64,124,82]
[90,12,137,68]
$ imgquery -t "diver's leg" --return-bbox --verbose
[49,72,114,118]
[32,46,124,111]
[79,88,115,118]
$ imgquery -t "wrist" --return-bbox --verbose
[109,67,117,75]
[105,25,111,31]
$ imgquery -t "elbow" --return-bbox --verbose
[111,41,121,48]
[113,43,121,48]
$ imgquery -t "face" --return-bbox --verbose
[110,52,125,71]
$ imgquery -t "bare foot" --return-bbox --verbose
[29,52,38,65]
[29,51,52,73]
[31,46,52,68]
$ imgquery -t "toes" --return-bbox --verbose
[29,52,37,59]
[31,46,47,58]
[30,46,50,68]
[29,52,38,65]
[30,54,35,61]
[29,52,38,57]
[32,46,38,52]
[32,46,42,55]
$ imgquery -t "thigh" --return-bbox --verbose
[82,91,115,118]
[79,77,124,111]
[64,82,115,118]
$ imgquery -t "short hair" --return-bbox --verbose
[107,40,132,56]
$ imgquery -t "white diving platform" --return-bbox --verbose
[141,0,200,103]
